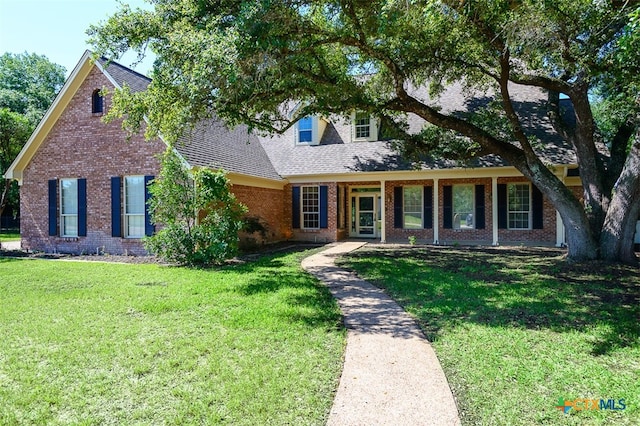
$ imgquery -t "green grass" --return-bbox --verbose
[0,250,345,425]
[0,231,20,242]
[338,246,640,425]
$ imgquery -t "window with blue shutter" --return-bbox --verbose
[78,178,87,237]
[423,186,433,229]
[532,185,543,229]
[144,175,155,236]
[111,177,122,237]
[319,185,328,229]
[497,184,508,229]
[48,179,58,236]
[475,184,485,229]
[292,187,300,229]
[393,186,403,228]
[443,185,453,229]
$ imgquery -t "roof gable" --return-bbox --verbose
[4,51,156,184]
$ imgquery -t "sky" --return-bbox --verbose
[0,0,154,76]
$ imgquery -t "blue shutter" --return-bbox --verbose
[48,179,57,236]
[497,184,507,229]
[292,187,300,229]
[443,185,453,229]
[532,185,543,229]
[78,178,87,236]
[319,185,328,229]
[423,186,433,229]
[111,177,122,237]
[475,184,485,229]
[144,175,155,236]
[393,186,403,228]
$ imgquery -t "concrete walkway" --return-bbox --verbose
[0,240,20,251]
[301,242,460,426]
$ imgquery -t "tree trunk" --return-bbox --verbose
[600,132,640,265]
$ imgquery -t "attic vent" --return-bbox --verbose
[92,89,103,114]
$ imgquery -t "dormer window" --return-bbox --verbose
[92,89,104,114]
[298,116,313,143]
[355,113,371,139]
[351,111,378,142]
[294,115,327,145]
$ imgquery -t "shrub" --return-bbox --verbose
[144,148,247,266]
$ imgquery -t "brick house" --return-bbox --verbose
[5,51,587,255]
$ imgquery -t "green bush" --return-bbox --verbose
[144,148,247,266]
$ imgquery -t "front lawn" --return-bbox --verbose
[339,246,639,425]
[0,231,19,242]
[0,250,345,425]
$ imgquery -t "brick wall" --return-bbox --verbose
[20,66,287,255]
[288,182,340,243]
[496,177,556,245]
[233,184,286,247]
[385,180,435,243]
[384,177,557,246]
[21,66,165,255]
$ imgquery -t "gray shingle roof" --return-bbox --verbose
[174,120,283,181]
[99,57,151,93]
[96,56,576,180]
[258,82,577,176]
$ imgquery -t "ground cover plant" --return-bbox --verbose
[339,246,640,425]
[0,249,345,425]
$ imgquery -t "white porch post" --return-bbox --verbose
[556,211,565,247]
[380,180,386,243]
[433,178,439,244]
[492,177,499,246]
[556,167,566,247]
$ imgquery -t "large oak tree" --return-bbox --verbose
[89,0,640,263]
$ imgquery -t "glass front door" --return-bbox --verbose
[358,195,375,236]
[350,193,380,238]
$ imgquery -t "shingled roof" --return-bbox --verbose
[258,82,577,177]
[99,57,282,181]
[175,120,282,181]
[100,56,576,180]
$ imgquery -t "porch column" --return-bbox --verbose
[380,180,386,243]
[556,212,565,247]
[556,168,566,247]
[433,178,439,244]
[492,177,499,246]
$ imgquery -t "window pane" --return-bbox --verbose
[127,215,145,238]
[403,186,422,228]
[125,176,145,215]
[298,116,313,142]
[61,179,78,214]
[453,185,474,229]
[63,216,77,236]
[302,186,319,229]
[404,213,422,229]
[355,112,370,138]
[508,184,530,229]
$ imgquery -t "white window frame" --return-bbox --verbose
[60,178,78,237]
[403,186,423,229]
[507,183,532,230]
[124,176,146,238]
[452,184,475,230]
[351,111,379,142]
[301,186,320,229]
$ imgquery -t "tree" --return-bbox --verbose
[89,0,640,263]
[144,148,247,266]
[0,53,65,221]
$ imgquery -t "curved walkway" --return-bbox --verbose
[302,242,460,426]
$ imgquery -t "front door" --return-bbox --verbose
[357,195,376,237]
